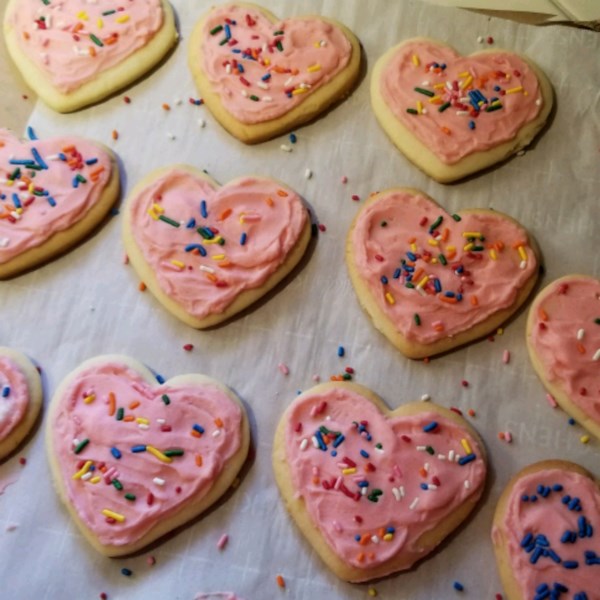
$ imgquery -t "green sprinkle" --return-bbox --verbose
[380,221,387,227]
[102,9,116,16]
[425,445,435,455]
[90,33,104,47]
[112,479,123,491]
[217,237,226,246]
[342,373,352,381]
[76,173,87,183]
[219,37,228,46]
[414,87,434,97]
[158,215,180,228]
[595,318,600,325]
[116,407,124,421]
[375,443,383,450]
[275,41,283,52]
[368,489,383,502]
[429,216,443,231]
[9,167,20,180]
[485,103,503,112]
[74,438,90,454]
[406,282,415,289]
[439,254,447,266]
[161,394,170,405]
[414,313,421,326]
[472,245,485,251]
[249,95,260,102]
[41,0,50,5]
[210,25,223,35]
[163,449,184,457]
[406,108,419,115]
[452,214,462,222]
[273,30,284,36]
[124,493,136,501]
[438,101,451,112]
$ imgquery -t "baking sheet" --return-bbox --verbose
[1,1,599,598]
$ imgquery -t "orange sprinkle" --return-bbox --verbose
[277,189,289,197]
[291,68,299,76]
[265,197,274,207]
[470,295,479,307]
[468,409,476,417]
[62,145,76,153]
[495,241,505,251]
[440,296,458,304]
[378,528,385,538]
[23,31,30,40]
[195,454,203,467]
[408,236,416,244]
[359,534,371,546]
[218,260,233,268]
[162,103,170,111]
[218,208,232,221]
[512,240,527,249]
[311,476,320,485]
[205,273,217,283]
[412,268,424,282]
[0,142,4,147]
[73,22,84,33]
[498,432,505,440]
[419,467,427,477]
[538,308,549,321]
[276,575,285,588]
[434,324,444,332]
[356,552,365,563]
[441,228,449,242]
[214,417,224,428]
[138,282,146,291]
[123,415,135,422]
[129,400,140,410]
[446,249,457,260]
[191,430,201,438]
[112,130,119,141]
[441,126,452,135]
[576,343,586,355]
[89,166,105,181]
[89,46,96,57]
[108,392,116,417]
[105,34,118,45]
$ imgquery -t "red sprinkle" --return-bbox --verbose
[147,493,155,506]
[461,380,469,388]
[487,36,494,44]
[401,434,412,442]
[183,344,194,352]
[450,407,463,416]
[100,594,108,600]
[123,96,131,104]
[345,367,354,374]
[468,409,476,417]
[419,216,428,227]
[146,555,156,566]
[318,224,326,232]
[374,254,384,262]
[351,194,360,201]
[354,515,363,523]
[18,457,27,466]
[294,422,302,433]
[558,283,569,294]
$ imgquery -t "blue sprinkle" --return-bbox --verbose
[522,495,530,502]
[563,560,579,569]
[12,193,22,209]
[8,159,35,166]
[337,346,345,358]
[31,148,48,169]
[131,445,147,453]
[110,447,122,459]
[58,152,66,161]
[530,546,543,564]
[200,200,208,218]
[380,276,388,285]
[520,532,533,548]
[578,516,587,537]
[184,243,207,257]
[560,530,573,543]
[386,526,395,534]
[186,218,197,228]
[121,568,132,577]
[330,450,337,457]
[568,418,576,425]
[586,523,593,537]
[574,594,588,600]
[407,252,417,261]
[262,73,271,81]
[155,374,165,384]
[453,582,464,592]
[354,534,361,542]
[289,133,297,144]
[530,495,538,502]
[85,158,98,166]
[357,481,369,488]
[547,549,561,563]
[237,63,244,73]
[232,48,241,54]
[553,484,564,492]
[89,465,96,472]
[445,291,455,298]
[536,583,549,593]
[562,495,571,505]
[393,268,401,279]
[433,279,442,293]
[193,424,205,434]
[332,435,345,448]
[1,385,10,398]
[240,232,247,246]
[458,453,476,466]
[224,24,231,39]
[420,483,428,490]
[535,534,549,547]
[554,583,568,593]
[423,421,438,433]
[468,120,476,130]
[360,449,369,458]
[315,430,327,451]
[72,175,80,188]
[540,486,551,498]
[26,126,37,140]
[456,293,463,301]
[568,497,581,511]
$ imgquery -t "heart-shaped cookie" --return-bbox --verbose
[347,188,540,358]
[0,347,42,461]
[123,165,311,328]
[492,460,599,600]
[188,3,361,143]
[273,382,487,582]
[3,0,178,112]
[371,38,553,182]
[527,275,600,440]
[0,129,119,279]
[46,355,250,556]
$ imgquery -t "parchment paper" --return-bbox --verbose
[0,1,598,598]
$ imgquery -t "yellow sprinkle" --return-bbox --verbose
[307,63,321,73]
[417,275,429,289]
[147,208,159,220]
[146,445,173,464]
[463,243,474,252]
[83,394,96,405]
[76,11,89,20]
[136,417,150,425]
[368,587,378,597]
[446,245,456,253]
[462,232,482,238]
[204,236,223,245]
[412,54,420,67]
[90,476,101,484]
[460,75,473,89]
[580,435,590,444]
[431,257,438,264]
[427,238,439,247]
[428,95,441,103]
[489,249,498,260]
[506,86,524,94]
[383,533,393,542]
[385,292,395,305]
[212,254,226,261]
[170,260,185,269]
[116,14,130,23]
[417,100,423,114]
[461,438,472,454]
[497,327,504,335]
[517,245,527,261]
[458,71,470,78]
[342,468,357,475]
[72,460,93,480]
[101,509,125,522]
[433,83,445,89]
[97,18,103,29]
[15,207,23,215]
[410,243,417,253]
[152,203,164,214]
[264,58,270,66]
[292,88,309,95]
[28,183,35,193]
[6,180,13,187]
[313,41,320,48]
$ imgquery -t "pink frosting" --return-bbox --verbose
[128,169,307,320]
[7,0,164,93]
[0,129,112,264]
[529,276,600,426]
[50,360,243,547]
[380,40,543,164]
[0,357,30,441]
[285,387,486,571]
[199,4,352,124]
[492,468,599,598]
[351,191,537,345]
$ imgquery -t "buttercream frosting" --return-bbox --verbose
[285,388,486,570]
[7,0,164,93]
[0,129,112,264]
[492,468,599,599]
[0,357,30,441]
[380,40,543,164]
[351,191,537,345]
[529,276,600,427]
[128,169,307,320]
[199,4,352,124]
[50,360,243,547]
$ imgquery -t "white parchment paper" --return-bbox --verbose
[0,1,598,598]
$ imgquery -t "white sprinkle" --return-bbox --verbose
[416,445,427,452]
[535,98,542,106]
[420,394,430,402]
[300,438,308,451]
[427,484,438,491]
[0,238,9,248]
[464,480,471,489]
[409,497,419,510]
[225,64,232,74]
[399,485,405,498]
[455,453,462,463]
[199,265,215,274]
[262,96,273,102]
[284,77,294,87]
[371,535,380,544]
[577,328,585,341]
[156,418,166,424]
[311,435,319,449]
[153,477,165,486]
[280,144,293,153]
[422,109,428,115]
[167,132,175,140]
[304,168,312,180]
[138,423,149,430]
[174,98,182,106]
[198,118,206,128]
[81,472,93,481]
[519,260,527,270]
[421,80,430,86]
[477,36,484,43]
[392,487,401,501]
[593,348,600,361]
[448,450,455,462]
[217,534,229,550]
[72,438,80,448]
[256,82,269,90]
[334,476,343,490]
[212,429,221,437]
[241,90,248,98]
[424,462,430,473]
[319,40,327,47]
[446,81,453,91]
[437,454,447,461]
